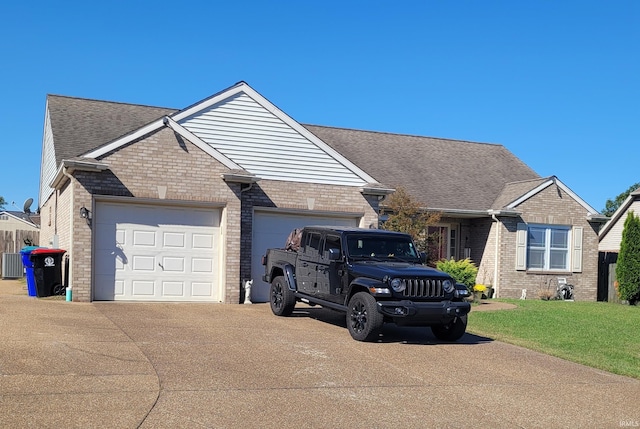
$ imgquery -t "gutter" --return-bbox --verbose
[50,159,110,189]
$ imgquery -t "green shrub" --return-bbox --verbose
[616,210,640,304]
[436,258,478,290]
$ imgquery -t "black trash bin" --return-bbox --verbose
[29,248,67,297]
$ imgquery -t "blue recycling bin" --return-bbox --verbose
[20,246,40,297]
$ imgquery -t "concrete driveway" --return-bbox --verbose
[1,279,639,428]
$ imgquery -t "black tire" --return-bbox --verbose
[560,286,573,300]
[270,276,295,316]
[431,315,467,342]
[347,292,383,342]
[53,284,65,296]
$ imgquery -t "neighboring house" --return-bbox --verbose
[0,210,40,277]
[38,81,607,303]
[599,187,640,252]
[309,126,608,300]
[0,210,40,251]
[597,187,640,301]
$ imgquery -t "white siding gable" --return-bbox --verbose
[599,202,640,252]
[39,103,58,204]
[178,92,369,186]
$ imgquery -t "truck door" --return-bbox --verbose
[296,231,322,295]
[316,234,343,302]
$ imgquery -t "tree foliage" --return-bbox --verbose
[380,187,440,254]
[602,182,640,217]
[616,210,640,304]
[0,195,5,210]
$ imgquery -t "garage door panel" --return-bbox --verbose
[132,280,155,296]
[192,282,213,296]
[133,230,156,246]
[163,281,185,296]
[164,232,185,248]
[193,233,214,249]
[192,258,213,273]
[94,202,221,301]
[251,212,359,303]
[162,257,185,272]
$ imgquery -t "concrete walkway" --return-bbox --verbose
[1,278,638,428]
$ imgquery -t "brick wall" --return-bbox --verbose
[497,184,600,301]
[50,126,378,304]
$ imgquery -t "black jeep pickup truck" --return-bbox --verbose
[262,226,471,342]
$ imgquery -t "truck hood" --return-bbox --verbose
[348,261,451,279]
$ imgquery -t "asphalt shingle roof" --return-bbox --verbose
[47,95,177,164]
[491,177,551,209]
[46,95,541,212]
[304,125,540,211]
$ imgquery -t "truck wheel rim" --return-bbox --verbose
[350,302,367,332]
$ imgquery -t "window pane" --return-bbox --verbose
[528,228,546,246]
[550,229,568,248]
[550,249,567,269]
[528,249,545,269]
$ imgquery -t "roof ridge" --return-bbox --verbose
[47,94,178,111]
[304,123,502,147]
[504,176,550,186]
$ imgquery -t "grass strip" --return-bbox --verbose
[468,299,640,379]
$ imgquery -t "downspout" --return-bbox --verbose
[491,214,500,298]
[62,167,74,290]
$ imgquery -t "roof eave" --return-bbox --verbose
[50,159,110,189]
[360,185,395,197]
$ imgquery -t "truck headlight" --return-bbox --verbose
[443,279,454,293]
[390,278,406,292]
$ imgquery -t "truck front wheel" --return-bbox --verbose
[431,315,467,342]
[270,276,295,316]
[347,292,383,342]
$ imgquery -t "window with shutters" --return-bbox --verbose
[527,225,570,271]
[516,223,582,272]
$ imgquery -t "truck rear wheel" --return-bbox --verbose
[347,292,383,342]
[431,315,467,342]
[270,276,295,316]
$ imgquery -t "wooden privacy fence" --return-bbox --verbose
[608,263,621,304]
[0,230,40,276]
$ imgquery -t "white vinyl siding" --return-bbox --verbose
[599,202,640,252]
[516,223,582,272]
[40,104,58,204]
[179,93,367,186]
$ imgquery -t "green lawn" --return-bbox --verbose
[467,299,640,379]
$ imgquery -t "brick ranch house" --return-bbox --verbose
[38,81,608,302]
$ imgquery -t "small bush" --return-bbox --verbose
[436,258,478,290]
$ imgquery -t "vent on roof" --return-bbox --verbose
[2,253,24,279]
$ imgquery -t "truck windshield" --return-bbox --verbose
[346,235,419,260]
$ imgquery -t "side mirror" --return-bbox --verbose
[328,248,341,260]
[419,252,427,263]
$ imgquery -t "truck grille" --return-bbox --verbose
[402,278,445,298]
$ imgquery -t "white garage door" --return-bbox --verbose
[94,202,221,301]
[251,211,359,302]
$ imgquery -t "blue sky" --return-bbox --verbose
[1,1,638,213]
